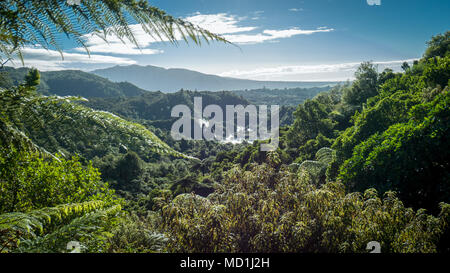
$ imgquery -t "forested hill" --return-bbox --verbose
[83,90,249,128]
[0,67,147,98]
[92,64,337,92]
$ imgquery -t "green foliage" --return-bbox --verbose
[0,72,127,252]
[423,31,450,59]
[170,174,215,197]
[0,67,148,97]
[297,147,335,186]
[0,201,103,236]
[422,55,450,87]
[329,55,450,210]
[23,68,40,87]
[16,204,122,253]
[0,84,187,160]
[342,61,379,107]
[294,133,334,163]
[0,149,117,213]
[285,87,343,162]
[160,162,449,253]
[97,151,146,193]
[40,70,147,98]
[0,70,52,154]
[106,212,167,253]
[287,99,335,148]
[330,90,421,179]
[232,86,331,106]
[116,152,144,185]
[338,87,450,211]
[1,29,450,253]
[0,200,121,252]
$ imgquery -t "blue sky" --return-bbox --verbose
[14,0,450,81]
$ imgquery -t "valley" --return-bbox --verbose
[0,0,448,256]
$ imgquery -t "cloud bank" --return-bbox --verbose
[9,47,137,71]
[219,59,418,81]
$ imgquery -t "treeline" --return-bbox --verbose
[232,86,332,106]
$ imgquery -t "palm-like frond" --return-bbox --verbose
[315,147,334,165]
[1,80,190,159]
[298,147,335,185]
[0,0,230,63]
[0,200,110,252]
[16,204,122,253]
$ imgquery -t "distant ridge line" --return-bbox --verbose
[91,64,339,93]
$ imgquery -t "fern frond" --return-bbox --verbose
[16,204,122,253]
[0,200,111,252]
[0,0,231,62]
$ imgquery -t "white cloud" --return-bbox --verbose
[185,13,333,44]
[10,47,136,71]
[77,42,163,55]
[219,59,417,81]
[73,12,334,53]
[367,0,381,6]
[289,8,303,12]
[74,24,166,55]
[74,13,258,55]
[185,13,257,34]
[264,28,331,38]
[223,27,333,44]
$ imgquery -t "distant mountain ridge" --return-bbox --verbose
[92,65,338,93]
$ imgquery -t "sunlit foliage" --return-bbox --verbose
[160,155,450,253]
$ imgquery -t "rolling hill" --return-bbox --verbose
[1,67,146,98]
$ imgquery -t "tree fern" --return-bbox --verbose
[299,147,335,185]
[0,0,230,65]
[16,204,122,253]
[1,73,189,160]
[24,96,190,159]
[315,147,334,165]
[0,200,114,252]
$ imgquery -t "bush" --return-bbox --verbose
[0,148,117,213]
[160,158,449,253]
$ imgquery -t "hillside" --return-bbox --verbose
[83,90,250,129]
[1,67,146,98]
[83,89,304,129]
[92,65,338,92]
